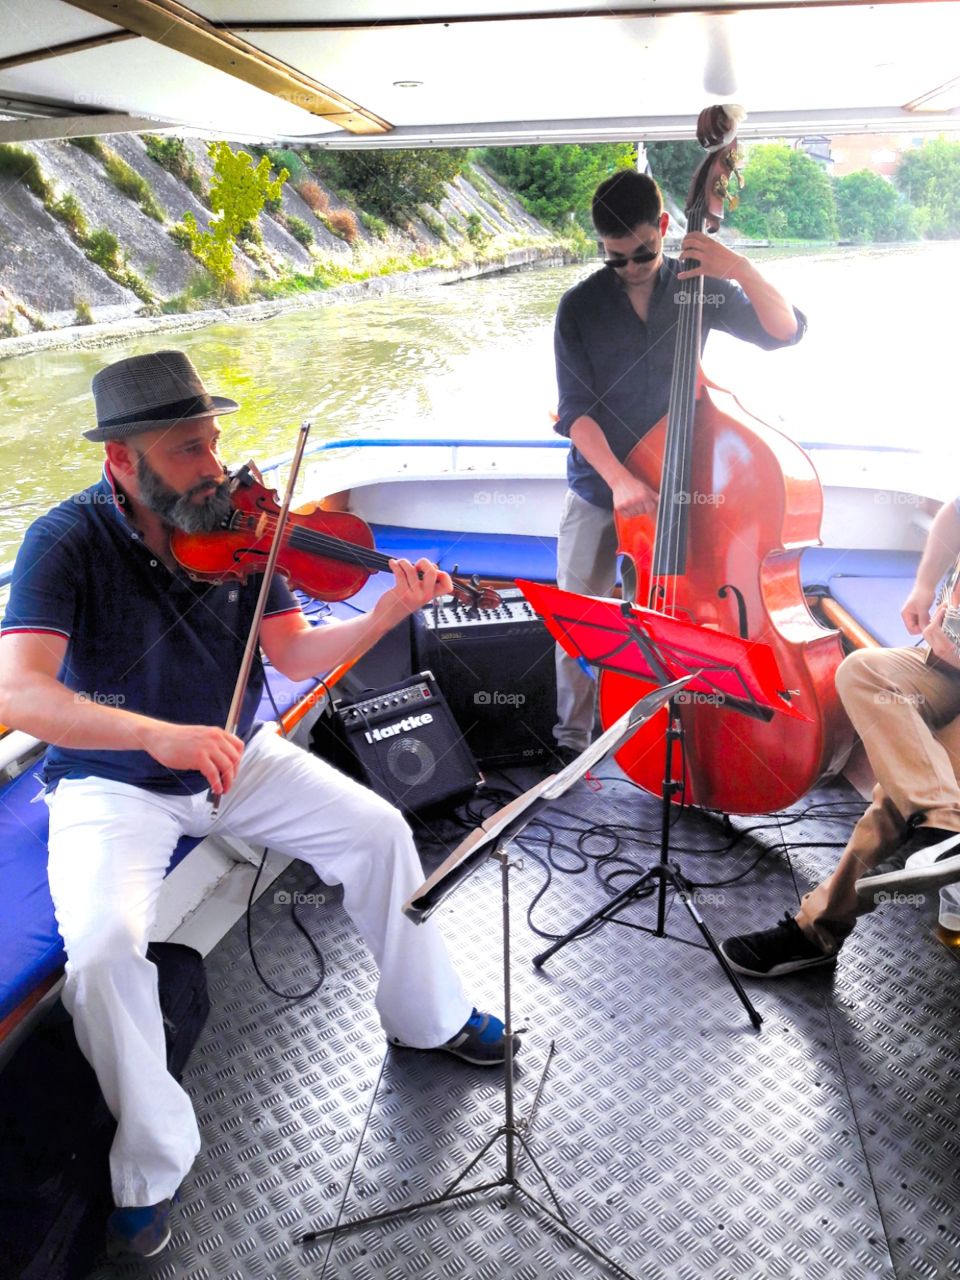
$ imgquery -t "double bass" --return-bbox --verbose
[597,105,853,814]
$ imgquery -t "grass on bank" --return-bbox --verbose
[0,143,156,313]
[142,135,205,201]
[160,226,577,314]
[67,137,165,222]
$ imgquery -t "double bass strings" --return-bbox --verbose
[652,198,705,618]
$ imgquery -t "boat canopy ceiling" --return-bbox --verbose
[0,1,958,148]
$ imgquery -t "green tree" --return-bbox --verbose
[317,148,468,221]
[477,143,636,229]
[895,137,960,238]
[181,143,287,286]
[727,143,837,240]
[834,170,915,242]
[646,141,703,204]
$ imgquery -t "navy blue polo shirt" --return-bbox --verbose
[1,466,301,794]
[554,257,807,509]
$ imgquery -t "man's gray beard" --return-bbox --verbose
[136,454,233,533]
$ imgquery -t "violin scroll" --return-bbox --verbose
[446,568,502,611]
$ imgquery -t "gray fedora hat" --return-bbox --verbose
[85,349,239,442]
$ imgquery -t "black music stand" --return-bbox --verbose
[297,679,691,1280]
[517,579,808,1031]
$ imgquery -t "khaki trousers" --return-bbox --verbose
[554,490,619,751]
[797,645,960,951]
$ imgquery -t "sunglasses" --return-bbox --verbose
[600,245,660,269]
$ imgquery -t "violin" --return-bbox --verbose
[597,104,853,815]
[170,463,502,610]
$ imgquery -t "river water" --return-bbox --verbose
[1,241,957,565]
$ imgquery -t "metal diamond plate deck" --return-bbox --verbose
[85,769,960,1280]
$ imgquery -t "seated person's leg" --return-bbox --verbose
[842,647,960,833]
[855,700,960,901]
[218,730,516,1064]
[46,777,198,1249]
[721,785,901,978]
[722,645,960,977]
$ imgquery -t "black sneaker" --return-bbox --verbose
[720,914,838,978]
[553,744,583,769]
[855,826,960,905]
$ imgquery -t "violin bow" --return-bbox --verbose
[210,420,312,813]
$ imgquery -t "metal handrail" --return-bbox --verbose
[256,433,570,475]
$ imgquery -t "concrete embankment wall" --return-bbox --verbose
[0,246,566,362]
[0,134,561,346]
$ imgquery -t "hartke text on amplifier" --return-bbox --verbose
[310,672,480,815]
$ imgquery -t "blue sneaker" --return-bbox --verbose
[107,1197,175,1257]
[391,1009,520,1066]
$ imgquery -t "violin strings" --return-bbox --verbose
[231,511,392,574]
[228,512,480,596]
[287,523,392,571]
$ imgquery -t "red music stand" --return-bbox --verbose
[518,580,808,726]
[517,580,806,1031]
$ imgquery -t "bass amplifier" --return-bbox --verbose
[310,672,480,815]
[413,586,558,767]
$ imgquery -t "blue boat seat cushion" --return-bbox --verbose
[371,524,559,585]
[0,768,205,1025]
[801,547,920,650]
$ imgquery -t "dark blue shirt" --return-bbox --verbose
[554,257,807,508]
[1,466,301,793]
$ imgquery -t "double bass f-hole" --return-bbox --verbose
[648,582,667,609]
[717,583,749,639]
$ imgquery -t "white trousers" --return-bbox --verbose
[554,489,619,751]
[45,729,471,1208]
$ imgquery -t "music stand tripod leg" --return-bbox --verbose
[532,700,683,970]
[533,700,763,1030]
[531,867,659,969]
[663,866,763,1029]
[299,837,641,1279]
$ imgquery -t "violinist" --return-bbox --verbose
[0,350,516,1258]
[552,169,806,764]
[722,497,960,978]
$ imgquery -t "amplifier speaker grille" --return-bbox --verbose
[309,672,480,815]
[413,586,558,767]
